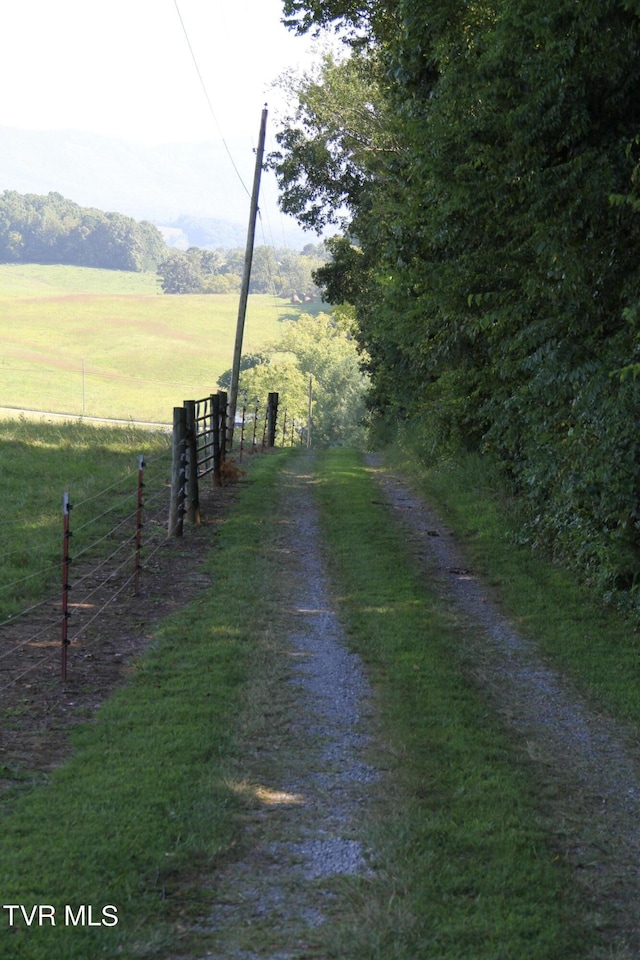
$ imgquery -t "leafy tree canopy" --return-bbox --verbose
[157,242,330,297]
[274,0,640,607]
[0,191,165,272]
[219,310,368,446]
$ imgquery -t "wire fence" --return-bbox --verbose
[0,445,173,692]
[0,385,311,697]
[0,388,290,695]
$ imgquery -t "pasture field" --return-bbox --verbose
[0,265,319,423]
[0,264,161,297]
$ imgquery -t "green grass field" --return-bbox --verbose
[0,264,321,423]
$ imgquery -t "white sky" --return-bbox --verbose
[0,0,317,145]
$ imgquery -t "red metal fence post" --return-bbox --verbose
[251,404,259,452]
[61,492,71,680]
[134,455,144,596]
[239,397,247,462]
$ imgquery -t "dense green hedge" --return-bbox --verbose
[274,0,640,605]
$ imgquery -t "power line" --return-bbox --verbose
[172,0,251,198]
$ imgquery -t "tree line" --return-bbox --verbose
[156,242,329,299]
[0,190,329,301]
[271,0,640,607]
[0,191,165,272]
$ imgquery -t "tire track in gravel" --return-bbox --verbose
[173,456,381,960]
[369,458,640,958]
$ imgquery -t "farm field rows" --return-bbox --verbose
[0,265,316,423]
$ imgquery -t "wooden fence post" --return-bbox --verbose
[218,390,228,463]
[267,392,278,448]
[251,404,259,452]
[208,394,217,487]
[168,406,186,537]
[184,399,200,523]
[239,397,247,462]
[211,393,222,486]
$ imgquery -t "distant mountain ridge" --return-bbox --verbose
[0,126,308,249]
[157,216,248,251]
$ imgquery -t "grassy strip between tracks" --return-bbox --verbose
[312,449,591,960]
[0,451,288,960]
[385,439,640,726]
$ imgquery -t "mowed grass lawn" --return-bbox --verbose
[0,265,319,423]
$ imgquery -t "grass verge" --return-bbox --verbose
[313,449,591,959]
[384,438,640,726]
[0,451,288,960]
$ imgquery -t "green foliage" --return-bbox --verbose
[157,242,327,298]
[223,311,369,446]
[268,49,398,232]
[156,248,205,294]
[278,309,369,444]
[0,191,165,272]
[312,234,366,305]
[281,0,394,44]
[276,0,640,603]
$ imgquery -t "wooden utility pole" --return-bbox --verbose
[267,392,279,448]
[228,105,268,447]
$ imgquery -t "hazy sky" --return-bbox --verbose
[0,0,317,145]
[0,0,334,240]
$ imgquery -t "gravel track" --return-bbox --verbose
[169,453,640,958]
[178,457,380,959]
[370,461,640,958]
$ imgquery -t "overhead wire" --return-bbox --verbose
[172,0,251,198]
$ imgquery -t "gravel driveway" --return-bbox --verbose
[371,461,640,958]
[180,457,381,959]
[171,453,640,958]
